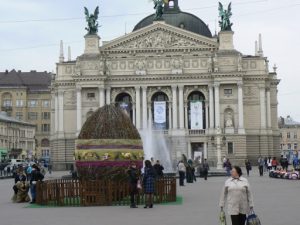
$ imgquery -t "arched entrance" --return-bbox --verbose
[187,91,206,129]
[115,93,133,121]
[151,92,169,130]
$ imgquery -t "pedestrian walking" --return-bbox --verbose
[219,166,254,225]
[267,157,272,171]
[272,157,278,170]
[258,156,264,176]
[245,159,251,177]
[127,162,140,208]
[264,157,268,172]
[178,160,186,186]
[202,159,209,180]
[225,159,232,176]
[143,160,155,208]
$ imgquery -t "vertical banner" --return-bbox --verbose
[190,101,203,130]
[119,102,129,116]
[154,101,166,124]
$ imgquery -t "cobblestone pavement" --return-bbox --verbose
[0,168,299,225]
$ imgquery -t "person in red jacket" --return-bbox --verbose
[271,157,278,170]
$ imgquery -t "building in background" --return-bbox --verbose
[279,116,300,162]
[0,111,35,161]
[51,0,280,170]
[0,70,51,161]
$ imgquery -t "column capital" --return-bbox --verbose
[208,83,214,89]
[213,82,220,88]
[237,81,243,88]
[135,86,140,91]
[98,86,105,91]
[172,85,177,91]
[142,86,147,91]
[178,85,184,91]
[76,85,82,92]
[266,87,271,92]
[106,86,111,91]
[58,89,64,95]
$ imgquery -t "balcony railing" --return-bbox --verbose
[1,106,12,111]
[188,129,206,135]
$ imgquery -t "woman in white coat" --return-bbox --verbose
[219,166,254,225]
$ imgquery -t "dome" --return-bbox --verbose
[78,105,141,140]
[133,0,212,38]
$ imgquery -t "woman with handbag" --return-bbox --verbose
[219,166,254,225]
[143,160,155,208]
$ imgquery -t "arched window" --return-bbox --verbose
[188,91,206,129]
[151,92,169,130]
[115,93,133,121]
[41,138,50,147]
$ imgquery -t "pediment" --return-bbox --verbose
[102,21,218,52]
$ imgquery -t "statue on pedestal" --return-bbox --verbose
[84,6,99,35]
[218,2,233,31]
[153,0,165,20]
[225,111,234,128]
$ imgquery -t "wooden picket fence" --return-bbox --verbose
[36,176,176,207]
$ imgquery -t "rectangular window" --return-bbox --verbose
[288,143,291,149]
[28,100,38,108]
[294,143,298,150]
[87,93,95,99]
[28,112,38,120]
[228,142,234,155]
[287,132,290,139]
[41,124,50,132]
[16,100,24,107]
[224,89,233,95]
[294,133,297,139]
[16,112,23,120]
[42,100,50,108]
[42,112,50,120]
[3,100,12,107]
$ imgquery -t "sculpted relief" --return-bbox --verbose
[120,30,200,49]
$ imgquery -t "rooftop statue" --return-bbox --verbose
[218,2,233,31]
[84,6,99,35]
[153,0,165,20]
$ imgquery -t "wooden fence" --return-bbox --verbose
[36,176,176,207]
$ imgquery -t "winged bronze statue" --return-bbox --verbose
[84,6,99,35]
[218,2,233,31]
[153,0,165,20]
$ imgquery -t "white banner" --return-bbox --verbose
[190,101,203,130]
[154,101,166,124]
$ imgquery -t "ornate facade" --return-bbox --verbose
[51,3,280,170]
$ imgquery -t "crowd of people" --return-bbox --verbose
[11,163,45,203]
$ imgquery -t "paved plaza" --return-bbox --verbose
[0,168,299,225]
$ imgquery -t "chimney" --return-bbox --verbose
[258,33,264,57]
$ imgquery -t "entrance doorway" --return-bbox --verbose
[191,143,204,163]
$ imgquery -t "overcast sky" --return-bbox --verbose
[0,0,300,120]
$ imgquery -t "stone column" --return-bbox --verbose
[132,105,136,126]
[204,142,208,160]
[99,87,105,107]
[106,87,111,105]
[184,103,188,130]
[142,86,148,129]
[205,101,209,130]
[54,92,58,132]
[58,90,64,133]
[266,88,272,128]
[209,84,215,129]
[135,86,141,129]
[76,86,82,136]
[237,81,245,134]
[172,85,178,129]
[168,105,172,130]
[178,85,184,129]
[214,83,220,129]
[260,87,267,129]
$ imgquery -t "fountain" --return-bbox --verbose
[139,117,174,173]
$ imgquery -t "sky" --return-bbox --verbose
[0,0,300,120]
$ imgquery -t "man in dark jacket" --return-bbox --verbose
[127,162,140,208]
[30,164,44,204]
[202,159,210,180]
[153,160,164,178]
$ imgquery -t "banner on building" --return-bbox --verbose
[154,101,166,124]
[190,101,203,130]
